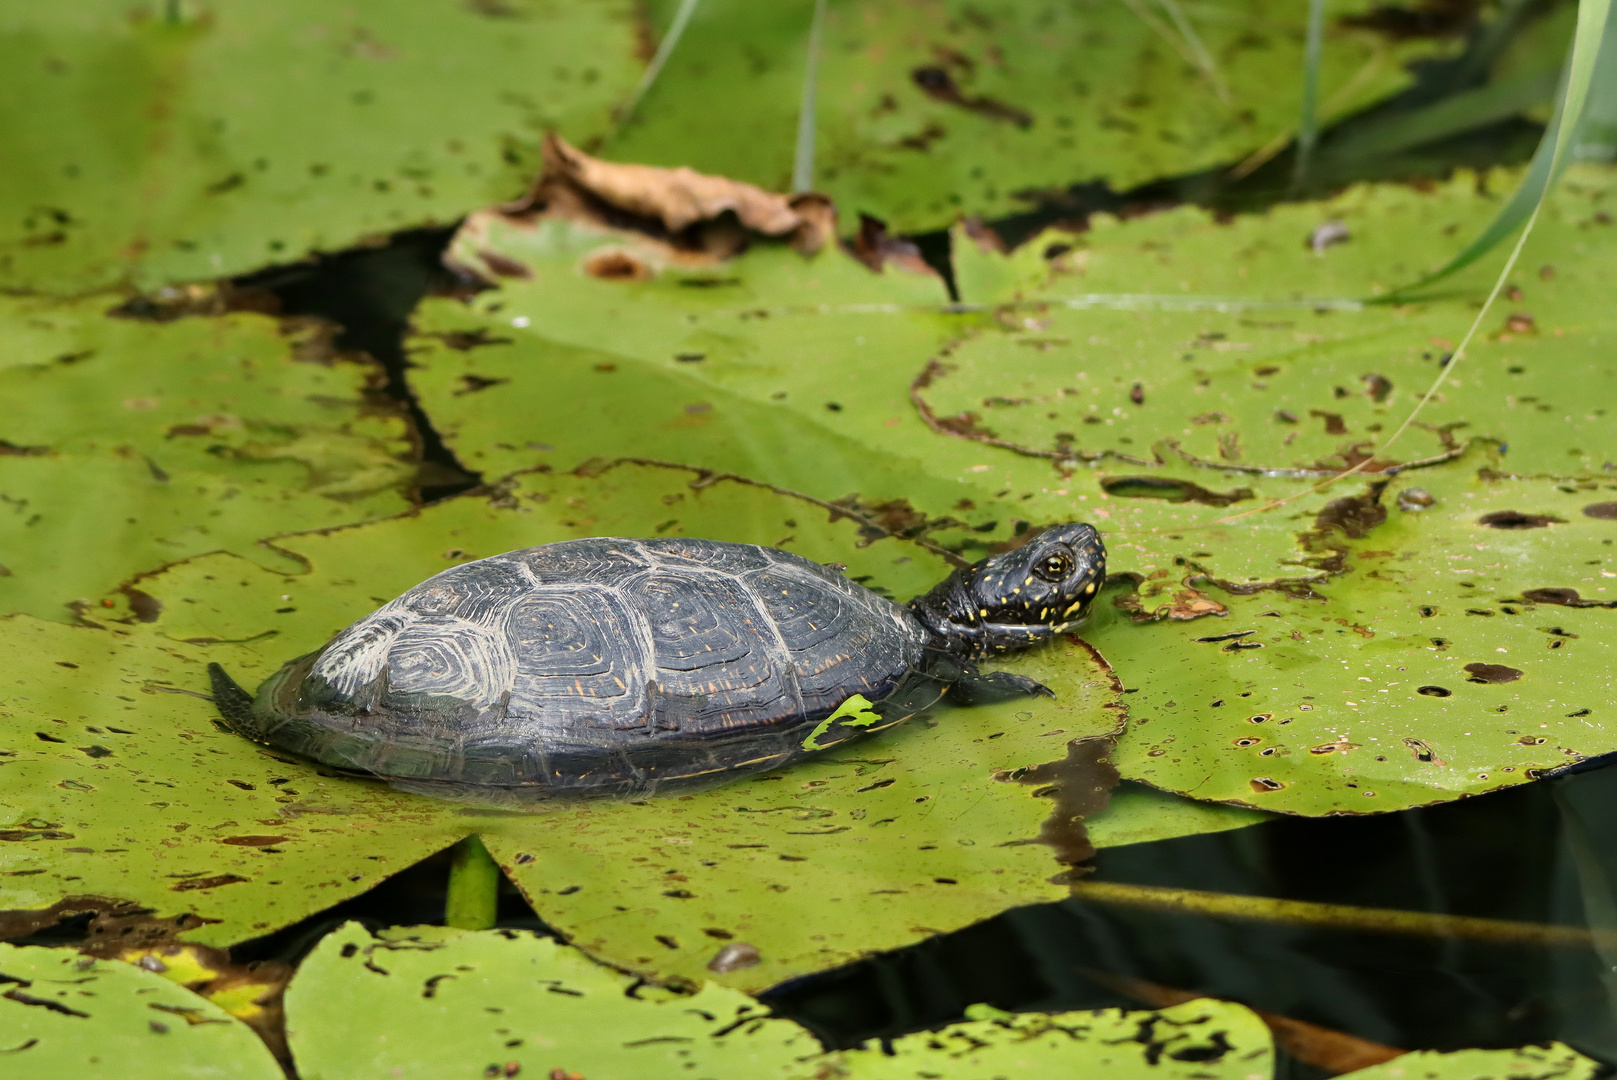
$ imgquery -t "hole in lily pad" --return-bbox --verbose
[1418,685,1453,697]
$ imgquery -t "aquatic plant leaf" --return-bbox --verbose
[284,923,1273,1080]
[835,998,1274,1080]
[5,463,1121,986]
[946,167,1617,480]
[1340,1043,1602,1080]
[284,922,816,1079]
[0,615,471,946]
[1107,468,1617,815]
[0,943,282,1079]
[0,1,638,294]
[609,0,1454,232]
[0,295,412,620]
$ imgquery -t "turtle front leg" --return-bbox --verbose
[945,670,1055,706]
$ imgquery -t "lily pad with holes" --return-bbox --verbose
[0,1,639,294]
[835,999,1274,1080]
[419,205,1393,599]
[121,463,1123,988]
[945,167,1617,481]
[613,0,1454,233]
[1341,1044,1603,1080]
[0,942,283,1080]
[6,461,1127,988]
[0,294,413,621]
[284,923,1281,1080]
[1105,467,1617,815]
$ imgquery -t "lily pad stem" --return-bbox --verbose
[445,835,500,931]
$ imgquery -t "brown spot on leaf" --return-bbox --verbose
[171,874,250,892]
[221,836,289,847]
[1582,501,1617,520]
[583,250,652,281]
[1523,587,1617,609]
[850,213,934,275]
[1464,663,1522,684]
[1099,476,1253,507]
[1417,685,1453,697]
[1478,510,1565,529]
[1310,409,1348,435]
[1361,374,1392,402]
[911,65,1032,127]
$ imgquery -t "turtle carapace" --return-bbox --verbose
[209,523,1106,800]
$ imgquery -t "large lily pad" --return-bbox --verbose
[0,941,282,1079]
[6,462,1123,988]
[1107,466,1617,813]
[944,166,1617,480]
[283,922,1275,1080]
[0,1,639,294]
[612,0,1453,232]
[0,295,412,620]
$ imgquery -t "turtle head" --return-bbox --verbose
[910,523,1106,656]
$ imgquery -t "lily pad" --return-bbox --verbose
[7,461,1124,988]
[0,942,282,1079]
[284,922,816,1079]
[1107,466,1617,814]
[283,922,1276,1080]
[0,294,412,620]
[1342,1044,1603,1080]
[613,0,1454,232]
[944,167,1617,480]
[0,1,638,294]
[836,999,1274,1080]
[0,614,470,944]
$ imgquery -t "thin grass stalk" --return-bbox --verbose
[793,0,829,193]
[1292,0,1328,189]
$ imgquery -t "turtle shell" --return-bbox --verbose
[229,537,939,798]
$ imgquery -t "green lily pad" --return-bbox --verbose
[283,922,1275,1080]
[613,0,1452,233]
[837,999,1274,1080]
[421,208,1381,596]
[0,1,638,294]
[0,942,282,1079]
[1107,466,1617,814]
[7,461,1127,987]
[0,295,412,620]
[1341,1044,1602,1080]
[285,922,817,1079]
[945,167,1617,481]
[0,614,470,943]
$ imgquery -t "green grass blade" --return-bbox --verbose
[1292,0,1328,187]
[1386,0,1614,298]
[617,0,703,123]
[793,0,828,192]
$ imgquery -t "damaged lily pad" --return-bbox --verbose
[0,1,639,294]
[1107,466,1617,814]
[7,462,1123,988]
[286,923,1278,1080]
[1341,1044,1603,1080]
[0,294,413,620]
[0,942,283,1079]
[613,0,1454,232]
[943,167,1617,480]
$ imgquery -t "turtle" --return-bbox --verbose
[208,522,1105,801]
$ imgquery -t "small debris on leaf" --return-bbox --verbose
[707,941,761,973]
[1396,487,1435,511]
[1307,221,1350,253]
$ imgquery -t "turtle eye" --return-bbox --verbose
[1033,548,1075,583]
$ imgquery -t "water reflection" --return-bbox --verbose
[763,766,1617,1071]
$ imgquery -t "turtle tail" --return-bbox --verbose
[208,663,267,743]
